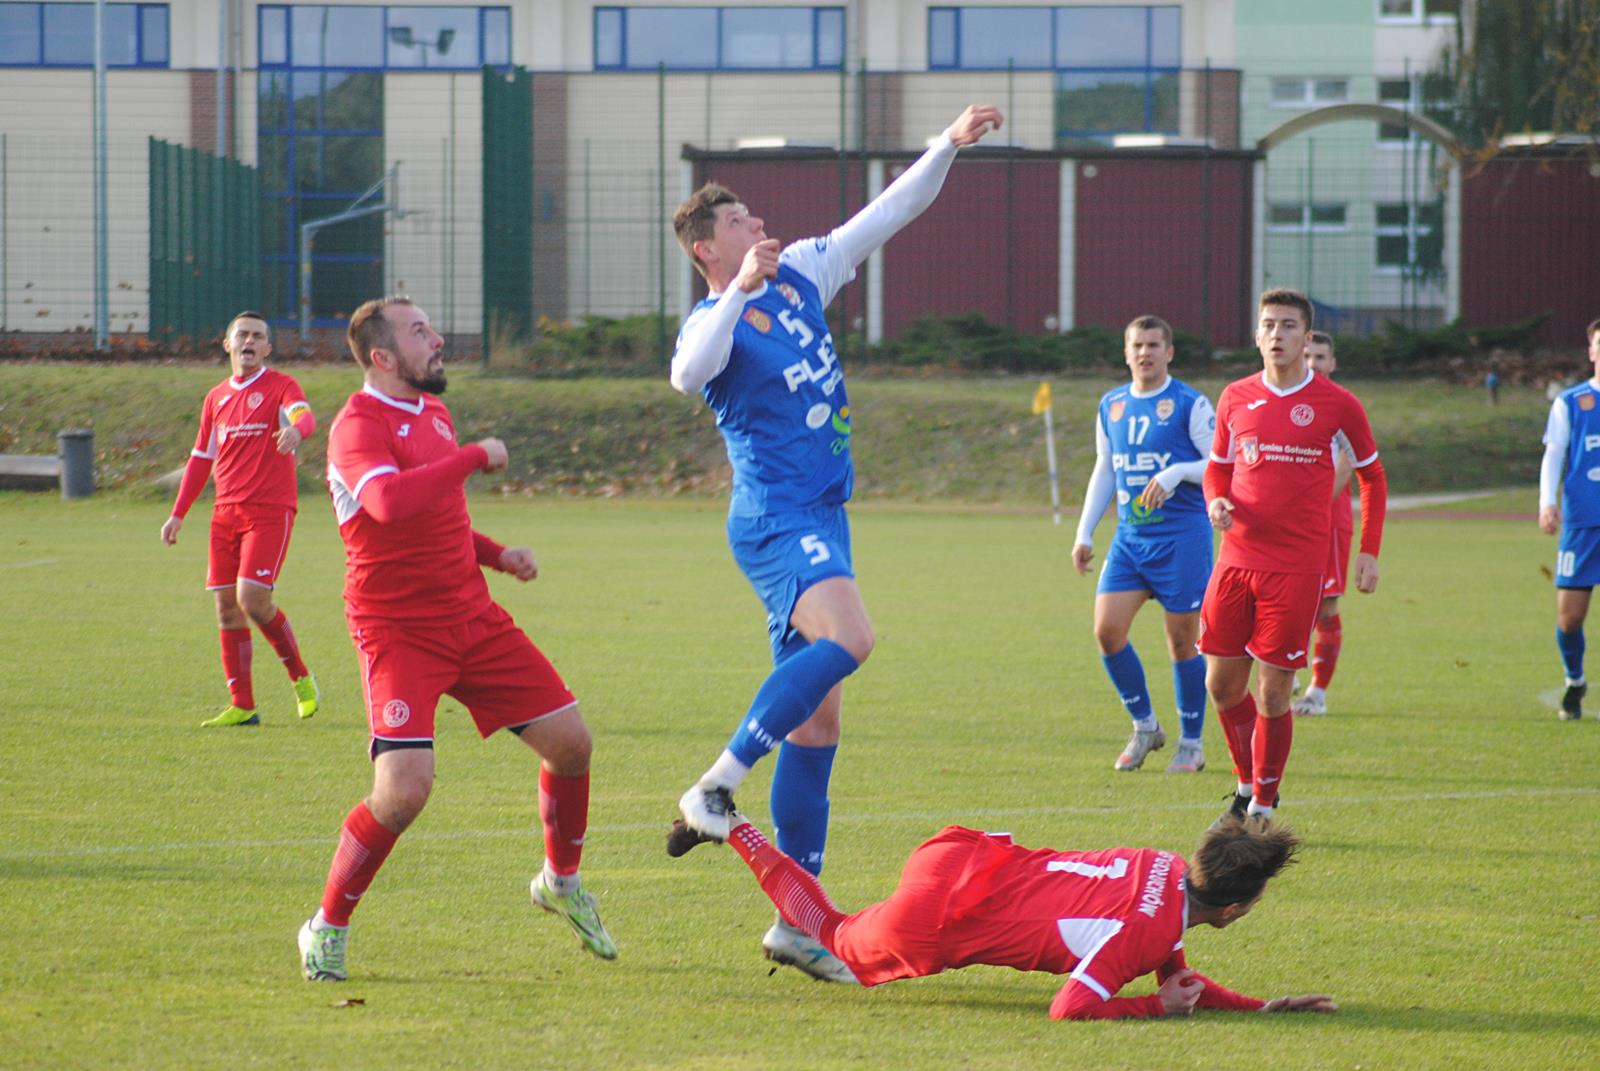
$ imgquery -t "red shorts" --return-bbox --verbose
[207,503,296,589]
[1198,564,1324,670]
[351,602,577,747]
[831,826,990,987]
[1322,527,1352,598]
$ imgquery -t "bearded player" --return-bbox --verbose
[160,311,319,727]
[1202,290,1388,822]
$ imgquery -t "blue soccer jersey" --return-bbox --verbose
[680,239,856,518]
[1096,378,1214,538]
[1546,382,1600,531]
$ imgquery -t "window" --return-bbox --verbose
[0,2,169,67]
[1378,0,1458,22]
[1269,77,1348,108]
[257,5,512,70]
[594,6,845,71]
[1375,200,1442,273]
[1267,203,1348,233]
[1377,75,1451,144]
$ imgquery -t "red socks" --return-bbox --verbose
[218,628,254,709]
[259,609,309,681]
[319,802,401,927]
[539,768,589,876]
[1311,614,1342,690]
[1252,711,1294,806]
[1218,695,1258,784]
[728,821,845,948]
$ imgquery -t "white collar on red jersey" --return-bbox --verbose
[1257,368,1314,398]
[229,368,267,391]
[362,383,427,415]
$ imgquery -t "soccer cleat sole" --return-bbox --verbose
[666,818,722,857]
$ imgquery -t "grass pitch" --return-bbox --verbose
[1,493,1597,1069]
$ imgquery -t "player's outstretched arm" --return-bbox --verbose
[1261,993,1339,1013]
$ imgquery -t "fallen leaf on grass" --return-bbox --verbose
[332,998,366,1009]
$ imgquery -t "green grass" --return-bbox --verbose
[0,363,1555,501]
[2,494,1597,1069]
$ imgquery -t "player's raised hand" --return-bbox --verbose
[735,238,781,293]
[945,105,1003,148]
[499,546,538,581]
[160,515,182,545]
[1261,993,1339,1014]
[1157,969,1204,1017]
[476,437,509,472]
[1540,504,1561,535]
[1354,552,1379,594]
[1070,543,1095,576]
[1207,497,1235,531]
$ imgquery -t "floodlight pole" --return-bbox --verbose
[92,0,108,349]
[298,164,403,342]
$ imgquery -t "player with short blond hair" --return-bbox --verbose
[160,311,319,727]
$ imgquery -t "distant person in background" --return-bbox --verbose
[664,104,1003,982]
[1485,369,1500,405]
[1537,318,1600,720]
[692,810,1337,1021]
[160,311,319,727]
[1291,331,1357,718]
[1071,315,1215,773]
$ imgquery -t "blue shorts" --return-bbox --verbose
[728,505,855,660]
[1556,525,1600,588]
[1097,529,1213,612]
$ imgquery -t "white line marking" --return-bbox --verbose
[5,786,1596,862]
[0,559,58,569]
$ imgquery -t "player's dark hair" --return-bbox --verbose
[1186,817,1300,908]
[1307,330,1335,354]
[1125,315,1173,346]
[674,182,740,280]
[346,295,415,369]
[225,310,271,344]
[1587,318,1599,342]
[1259,287,1315,330]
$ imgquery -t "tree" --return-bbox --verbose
[1428,0,1600,149]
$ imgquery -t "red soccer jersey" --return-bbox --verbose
[934,833,1191,1008]
[190,368,310,510]
[1210,371,1378,574]
[326,387,491,627]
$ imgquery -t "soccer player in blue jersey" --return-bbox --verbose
[666,103,1004,982]
[1071,316,1216,773]
[1539,317,1600,720]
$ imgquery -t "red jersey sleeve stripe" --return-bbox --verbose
[351,465,400,499]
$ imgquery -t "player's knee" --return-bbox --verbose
[370,779,432,831]
[538,714,594,775]
[1092,623,1126,655]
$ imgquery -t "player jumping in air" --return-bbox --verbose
[688,810,1335,1020]
[297,297,614,982]
[1538,317,1600,720]
[160,311,319,727]
[1202,290,1388,822]
[1072,315,1216,773]
[1291,331,1358,718]
[665,104,1003,982]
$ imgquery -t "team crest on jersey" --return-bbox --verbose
[806,403,832,429]
[246,391,264,410]
[1290,404,1315,426]
[742,308,773,333]
[1239,435,1260,464]
[433,416,453,440]
[1582,393,1596,411]
[1108,400,1125,422]
[776,283,804,310]
[1155,398,1175,421]
[382,699,411,728]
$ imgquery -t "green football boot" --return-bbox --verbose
[530,874,618,960]
[292,673,320,720]
[298,919,348,981]
[201,705,259,727]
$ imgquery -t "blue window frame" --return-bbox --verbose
[0,2,169,67]
[256,6,512,324]
[927,5,1180,143]
[594,6,845,71]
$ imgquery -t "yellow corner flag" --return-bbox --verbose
[1032,380,1053,415]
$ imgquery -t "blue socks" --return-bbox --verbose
[771,742,837,876]
[1557,626,1586,684]
[727,638,859,767]
[1173,654,1207,742]
[1101,644,1154,725]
